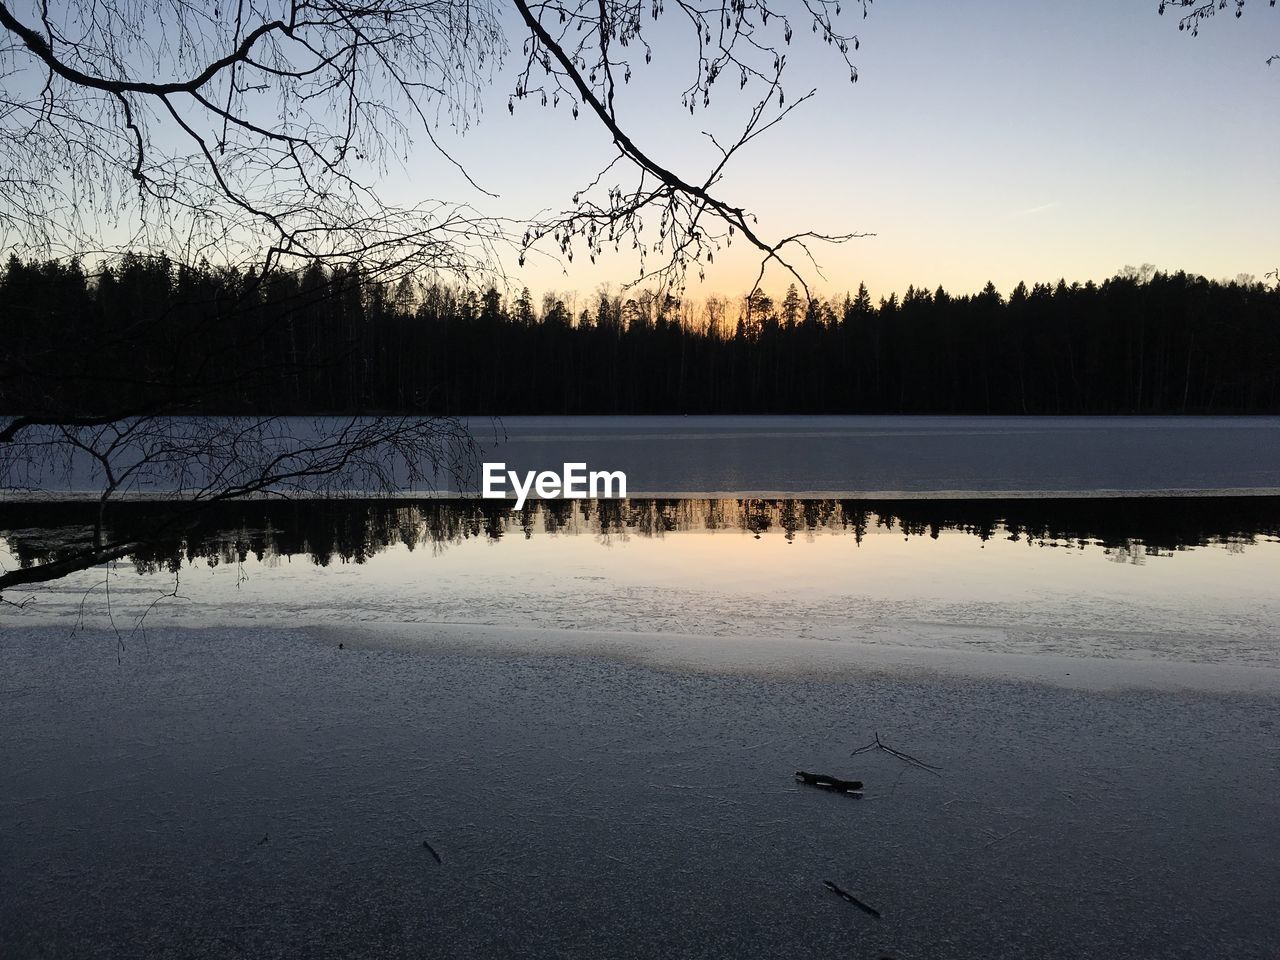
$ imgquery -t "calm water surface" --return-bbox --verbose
[5,496,1279,669]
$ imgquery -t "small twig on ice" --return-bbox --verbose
[823,880,881,919]
[851,731,942,776]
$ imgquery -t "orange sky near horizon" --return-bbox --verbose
[373,0,1278,304]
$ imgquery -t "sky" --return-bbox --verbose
[388,0,1280,302]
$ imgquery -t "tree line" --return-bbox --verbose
[3,254,1278,416]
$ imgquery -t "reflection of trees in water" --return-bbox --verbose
[2,497,1278,574]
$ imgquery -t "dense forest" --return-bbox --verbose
[3,254,1278,416]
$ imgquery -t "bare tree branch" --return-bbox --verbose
[1159,0,1277,61]
[509,0,871,299]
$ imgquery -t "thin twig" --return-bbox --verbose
[851,731,942,776]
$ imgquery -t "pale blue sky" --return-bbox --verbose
[388,0,1279,301]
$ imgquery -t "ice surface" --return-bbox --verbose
[466,415,1280,497]
[1,625,1277,958]
[6,415,1280,498]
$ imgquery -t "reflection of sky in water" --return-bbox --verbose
[5,499,1280,669]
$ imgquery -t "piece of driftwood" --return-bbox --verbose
[422,839,443,864]
[823,880,881,919]
[795,770,863,795]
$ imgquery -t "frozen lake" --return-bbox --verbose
[5,421,1280,957]
[5,494,1280,956]
[6,415,1280,498]
[469,415,1280,496]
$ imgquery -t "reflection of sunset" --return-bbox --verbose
[6,498,1279,670]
